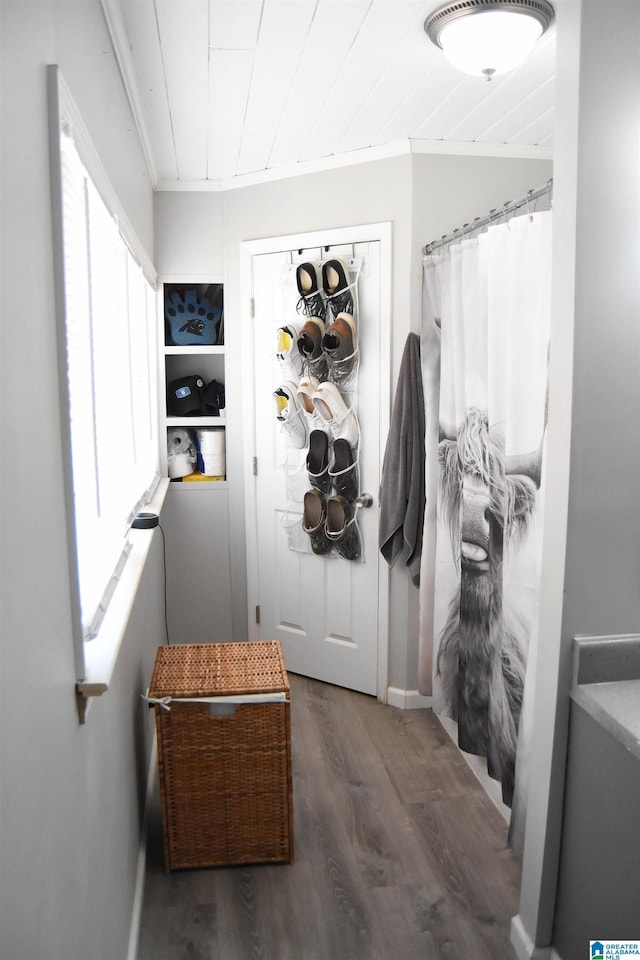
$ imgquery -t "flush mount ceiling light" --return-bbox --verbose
[425,0,554,80]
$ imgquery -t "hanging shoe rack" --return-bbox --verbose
[273,247,369,561]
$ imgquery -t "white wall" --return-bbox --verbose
[155,151,552,691]
[515,0,640,953]
[0,4,161,958]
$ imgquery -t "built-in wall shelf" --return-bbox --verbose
[160,278,226,483]
[166,416,227,428]
[164,345,225,357]
[158,276,233,647]
[167,478,229,491]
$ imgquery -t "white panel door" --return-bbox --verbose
[251,239,383,696]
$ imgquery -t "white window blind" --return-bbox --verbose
[59,130,158,640]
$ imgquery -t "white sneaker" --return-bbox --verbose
[311,381,359,446]
[296,375,323,431]
[273,381,307,449]
[276,323,303,380]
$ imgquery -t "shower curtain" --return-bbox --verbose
[419,211,552,845]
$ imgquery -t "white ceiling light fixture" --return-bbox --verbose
[425,0,555,81]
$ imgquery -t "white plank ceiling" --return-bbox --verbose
[105,0,555,190]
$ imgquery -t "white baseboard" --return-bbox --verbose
[511,915,537,960]
[511,915,561,960]
[386,686,432,709]
[126,738,157,960]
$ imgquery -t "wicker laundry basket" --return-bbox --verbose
[148,640,293,871]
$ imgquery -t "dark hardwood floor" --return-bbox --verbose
[137,673,521,960]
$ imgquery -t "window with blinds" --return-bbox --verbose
[52,75,159,649]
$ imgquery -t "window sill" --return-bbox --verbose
[76,478,169,722]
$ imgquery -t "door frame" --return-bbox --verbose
[240,222,392,701]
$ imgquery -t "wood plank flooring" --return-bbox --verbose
[137,674,521,960]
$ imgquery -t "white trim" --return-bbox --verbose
[240,222,392,700]
[48,64,85,682]
[377,563,391,701]
[239,223,392,267]
[50,68,161,690]
[376,224,392,702]
[240,244,259,645]
[158,142,411,192]
[511,914,553,960]
[100,0,159,188]
[386,687,433,709]
[155,138,552,192]
[410,138,553,160]
[126,738,157,960]
[517,1,581,945]
[49,66,157,286]
[77,479,169,707]
[511,914,535,960]
[47,58,160,712]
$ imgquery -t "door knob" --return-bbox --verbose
[355,493,374,508]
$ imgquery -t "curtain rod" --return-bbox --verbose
[422,178,553,256]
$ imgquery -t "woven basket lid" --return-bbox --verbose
[148,641,289,699]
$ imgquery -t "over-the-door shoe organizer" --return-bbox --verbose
[272,254,365,561]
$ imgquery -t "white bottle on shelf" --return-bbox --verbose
[197,427,226,478]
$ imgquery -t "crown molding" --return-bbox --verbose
[154,137,552,192]
[100,0,159,187]
[154,140,412,192]
[411,138,553,160]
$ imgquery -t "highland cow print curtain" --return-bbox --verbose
[419,211,552,847]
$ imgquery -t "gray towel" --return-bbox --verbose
[378,333,425,586]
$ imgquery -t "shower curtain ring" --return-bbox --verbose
[526,189,534,221]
